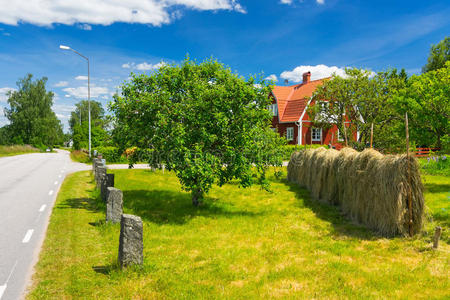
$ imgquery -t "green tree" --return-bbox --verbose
[397,61,450,150]
[422,37,450,73]
[4,74,63,147]
[312,68,408,151]
[69,100,109,150]
[111,58,285,206]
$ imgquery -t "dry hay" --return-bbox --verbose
[287,147,424,237]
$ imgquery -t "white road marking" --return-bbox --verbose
[54,181,58,185]
[48,190,53,196]
[6,261,17,283]
[39,204,46,212]
[22,229,34,243]
[0,284,6,299]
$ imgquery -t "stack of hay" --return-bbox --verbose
[287,147,424,236]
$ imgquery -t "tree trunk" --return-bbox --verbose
[191,189,203,207]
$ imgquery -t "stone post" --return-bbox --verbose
[96,166,107,188]
[94,161,103,179]
[101,173,115,202]
[106,187,123,223]
[119,214,143,268]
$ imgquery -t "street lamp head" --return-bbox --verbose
[59,45,70,50]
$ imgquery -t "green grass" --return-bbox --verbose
[0,145,40,157]
[70,150,91,163]
[29,169,449,299]
[419,156,450,177]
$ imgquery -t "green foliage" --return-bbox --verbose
[282,144,324,161]
[312,68,408,152]
[70,100,110,151]
[94,146,127,163]
[396,62,449,149]
[3,74,64,147]
[422,36,450,73]
[111,57,285,205]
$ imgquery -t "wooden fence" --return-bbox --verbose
[415,147,440,157]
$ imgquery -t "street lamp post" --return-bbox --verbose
[59,45,92,157]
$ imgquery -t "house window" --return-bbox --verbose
[268,104,278,116]
[286,127,294,141]
[312,128,322,142]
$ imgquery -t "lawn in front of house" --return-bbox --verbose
[28,169,449,299]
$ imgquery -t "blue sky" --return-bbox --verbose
[0,0,449,131]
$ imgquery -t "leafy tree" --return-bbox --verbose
[397,61,450,150]
[312,68,409,151]
[4,74,63,147]
[69,100,109,150]
[111,58,285,206]
[422,37,450,73]
[69,100,105,131]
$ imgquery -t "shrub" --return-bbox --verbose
[282,144,324,161]
[94,146,127,163]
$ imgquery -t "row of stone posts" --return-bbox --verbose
[92,158,143,268]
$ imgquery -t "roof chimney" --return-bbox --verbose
[302,71,311,84]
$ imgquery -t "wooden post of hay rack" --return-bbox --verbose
[370,123,374,148]
[406,112,413,237]
[343,119,348,147]
[433,226,442,249]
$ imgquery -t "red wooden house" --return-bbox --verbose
[269,72,357,148]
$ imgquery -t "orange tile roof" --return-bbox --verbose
[271,78,327,123]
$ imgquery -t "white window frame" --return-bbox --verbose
[272,104,278,116]
[337,129,344,141]
[286,127,294,141]
[312,127,322,142]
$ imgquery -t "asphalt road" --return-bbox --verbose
[0,150,89,300]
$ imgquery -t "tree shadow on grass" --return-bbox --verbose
[122,189,262,225]
[56,189,104,214]
[282,179,382,241]
[423,183,450,194]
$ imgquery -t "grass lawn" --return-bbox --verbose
[0,145,40,157]
[29,169,449,299]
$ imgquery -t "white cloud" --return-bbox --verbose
[280,64,346,83]
[0,1,245,27]
[54,81,68,87]
[280,0,324,5]
[75,75,88,81]
[0,87,15,102]
[265,74,278,82]
[122,61,167,71]
[77,23,92,30]
[53,104,76,113]
[63,85,109,99]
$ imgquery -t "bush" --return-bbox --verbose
[282,144,325,161]
[419,155,449,176]
[94,146,127,163]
